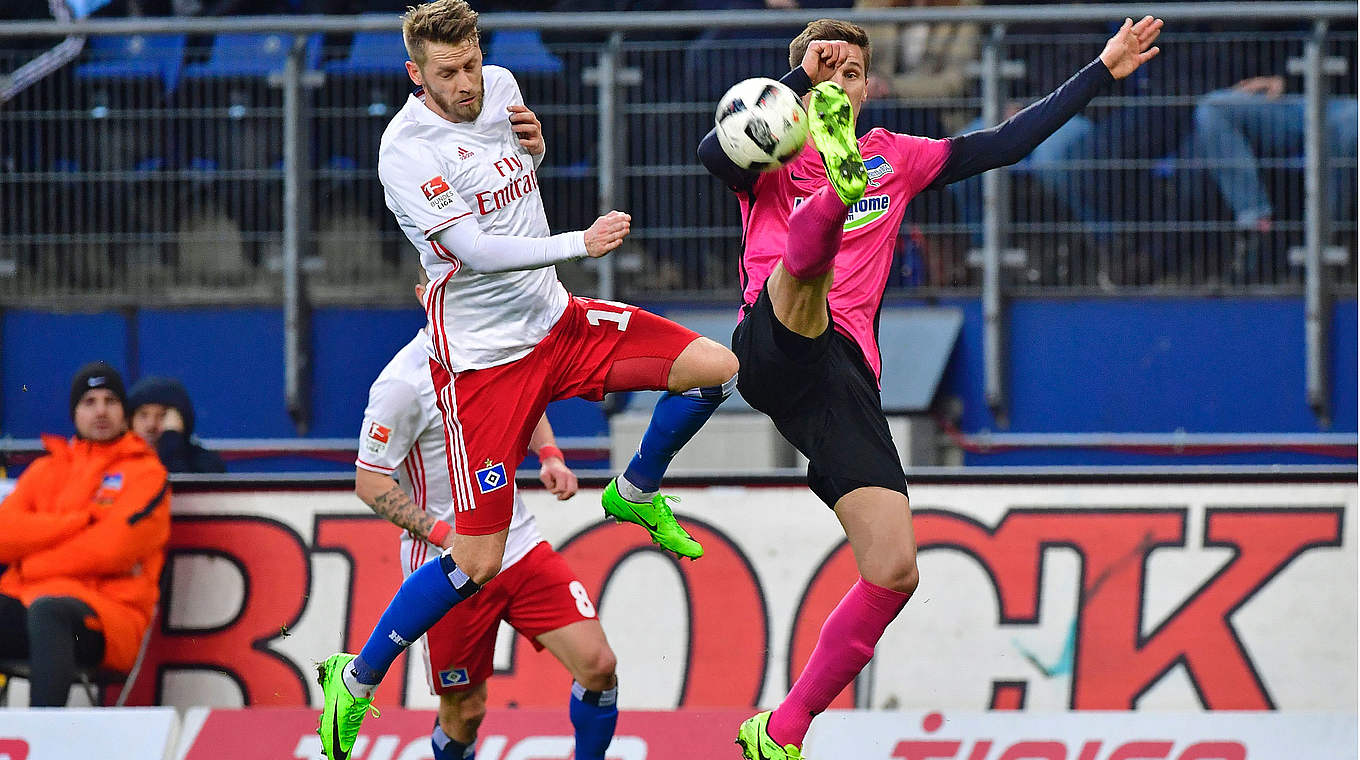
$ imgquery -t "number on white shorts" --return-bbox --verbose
[569,580,596,618]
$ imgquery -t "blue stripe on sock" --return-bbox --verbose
[354,553,478,685]
[622,385,729,493]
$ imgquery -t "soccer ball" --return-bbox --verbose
[714,77,809,172]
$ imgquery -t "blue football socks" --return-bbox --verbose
[431,720,474,760]
[570,681,619,760]
[349,553,481,693]
[621,376,735,496]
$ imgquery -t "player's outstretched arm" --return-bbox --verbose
[432,210,630,271]
[356,467,448,547]
[928,16,1163,188]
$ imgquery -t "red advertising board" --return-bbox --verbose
[182,707,756,760]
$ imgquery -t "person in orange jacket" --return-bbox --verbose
[0,361,171,706]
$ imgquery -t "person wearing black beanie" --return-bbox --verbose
[127,376,227,474]
[69,361,128,441]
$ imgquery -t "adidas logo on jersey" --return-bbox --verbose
[457,146,474,160]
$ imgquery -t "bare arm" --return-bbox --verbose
[355,467,444,543]
[528,413,578,500]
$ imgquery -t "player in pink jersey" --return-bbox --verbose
[699,16,1162,760]
[317,3,739,758]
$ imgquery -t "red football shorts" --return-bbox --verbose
[422,542,597,694]
[429,296,700,535]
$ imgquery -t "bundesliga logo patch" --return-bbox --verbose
[365,421,392,456]
[475,461,508,494]
[421,175,458,211]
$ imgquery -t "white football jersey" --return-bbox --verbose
[378,65,568,373]
[357,331,542,577]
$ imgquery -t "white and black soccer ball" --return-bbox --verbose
[714,77,809,172]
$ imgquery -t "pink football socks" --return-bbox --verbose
[767,578,911,747]
[781,186,849,280]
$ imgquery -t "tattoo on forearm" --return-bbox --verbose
[369,483,436,539]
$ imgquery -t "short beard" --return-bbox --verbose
[432,90,482,123]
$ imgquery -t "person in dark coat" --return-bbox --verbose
[127,377,227,474]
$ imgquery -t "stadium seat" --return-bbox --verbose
[182,33,322,79]
[485,29,563,74]
[77,34,188,95]
[0,609,156,708]
[323,29,408,75]
[65,0,113,17]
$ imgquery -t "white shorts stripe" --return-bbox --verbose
[443,380,478,514]
[438,381,477,515]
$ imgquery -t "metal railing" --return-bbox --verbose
[2,4,1355,426]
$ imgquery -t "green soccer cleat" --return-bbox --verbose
[601,479,704,560]
[736,711,804,760]
[317,653,379,760]
[807,81,867,206]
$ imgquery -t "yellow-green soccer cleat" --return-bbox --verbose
[601,478,704,560]
[317,653,379,760]
[736,711,804,760]
[807,81,867,206]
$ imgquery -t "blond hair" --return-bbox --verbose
[402,0,480,66]
[789,18,873,72]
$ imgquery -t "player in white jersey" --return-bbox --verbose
[317,3,740,758]
[356,326,618,760]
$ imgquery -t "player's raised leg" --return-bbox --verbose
[604,335,737,559]
[318,533,499,760]
[320,359,537,760]
[766,80,867,342]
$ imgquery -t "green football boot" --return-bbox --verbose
[601,478,704,560]
[317,653,379,760]
[807,81,867,206]
[736,711,805,760]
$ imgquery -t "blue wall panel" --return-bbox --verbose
[3,298,1353,470]
[1331,299,1357,429]
[136,308,290,438]
[921,297,1357,437]
[310,308,428,438]
[3,311,129,437]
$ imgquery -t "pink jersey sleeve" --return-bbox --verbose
[892,132,952,196]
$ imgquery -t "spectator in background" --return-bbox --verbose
[128,376,226,474]
[859,0,980,136]
[1189,75,1358,235]
[0,362,171,706]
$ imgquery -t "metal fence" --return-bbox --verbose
[1,5,1355,308]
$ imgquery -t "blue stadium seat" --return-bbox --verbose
[324,29,408,75]
[76,34,188,94]
[66,0,113,17]
[182,33,322,79]
[485,30,563,74]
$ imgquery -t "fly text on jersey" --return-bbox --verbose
[475,154,539,215]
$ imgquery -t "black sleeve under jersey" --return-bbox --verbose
[697,66,815,193]
[927,57,1115,189]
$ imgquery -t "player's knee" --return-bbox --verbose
[576,644,618,692]
[884,558,920,597]
[461,555,502,586]
[712,346,740,385]
[864,554,919,597]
